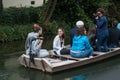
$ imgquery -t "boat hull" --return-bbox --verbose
[18,48,120,73]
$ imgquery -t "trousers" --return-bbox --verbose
[97,33,109,52]
[70,47,93,58]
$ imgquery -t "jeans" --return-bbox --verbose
[109,43,117,48]
[70,47,93,58]
[97,33,109,52]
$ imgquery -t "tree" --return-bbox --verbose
[40,0,57,26]
[0,0,3,11]
[43,0,46,4]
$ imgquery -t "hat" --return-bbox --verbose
[76,21,84,27]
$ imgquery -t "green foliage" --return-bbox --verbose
[0,24,33,42]
[0,7,41,25]
[51,0,114,28]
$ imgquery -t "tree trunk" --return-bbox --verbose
[43,0,46,4]
[0,0,3,11]
[44,0,57,26]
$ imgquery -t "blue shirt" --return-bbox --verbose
[117,23,120,30]
[94,16,108,35]
[71,35,91,51]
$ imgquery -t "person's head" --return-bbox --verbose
[33,23,39,30]
[112,20,118,27]
[57,27,65,39]
[76,27,86,36]
[88,26,96,34]
[97,8,105,17]
[76,20,84,28]
[33,23,42,35]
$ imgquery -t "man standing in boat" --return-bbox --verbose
[94,8,109,52]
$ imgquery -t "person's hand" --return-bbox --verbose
[62,46,65,49]
[95,16,99,19]
[40,40,43,44]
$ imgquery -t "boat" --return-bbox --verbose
[18,48,120,73]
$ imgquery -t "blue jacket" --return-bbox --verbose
[117,23,120,30]
[71,35,91,51]
[94,16,108,35]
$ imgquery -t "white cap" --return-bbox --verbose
[76,20,84,28]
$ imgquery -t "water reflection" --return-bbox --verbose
[0,54,120,80]
[72,74,90,80]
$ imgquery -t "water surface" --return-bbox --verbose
[0,41,120,80]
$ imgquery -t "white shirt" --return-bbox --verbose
[53,35,64,55]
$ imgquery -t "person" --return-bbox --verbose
[117,22,120,30]
[70,20,84,46]
[70,26,93,58]
[87,26,96,47]
[94,8,109,52]
[108,21,120,48]
[53,27,70,55]
[25,23,49,58]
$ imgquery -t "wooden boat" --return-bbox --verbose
[18,48,120,73]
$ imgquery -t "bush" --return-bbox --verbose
[0,24,33,42]
[0,7,41,25]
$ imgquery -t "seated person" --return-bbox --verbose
[87,26,96,46]
[25,23,49,58]
[117,23,120,30]
[108,21,120,48]
[70,26,93,58]
[70,20,84,46]
[53,27,70,55]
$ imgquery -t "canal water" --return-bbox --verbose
[0,41,120,80]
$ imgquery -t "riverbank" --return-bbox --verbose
[0,24,33,42]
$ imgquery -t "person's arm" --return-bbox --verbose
[84,36,91,49]
[53,36,62,50]
[37,40,43,48]
[95,17,106,28]
[32,39,43,52]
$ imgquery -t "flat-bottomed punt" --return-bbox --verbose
[18,48,120,73]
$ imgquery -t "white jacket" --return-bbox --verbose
[53,35,64,55]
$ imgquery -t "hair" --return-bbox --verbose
[97,8,105,15]
[58,27,65,40]
[76,27,86,36]
[112,20,118,27]
[88,26,96,35]
[33,23,42,33]
[34,27,41,33]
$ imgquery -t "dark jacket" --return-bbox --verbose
[94,16,108,36]
[70,27,78,46]
[108,27,120,46]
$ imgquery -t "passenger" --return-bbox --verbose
[70,26,93,58]
[94,8,109,52]
[53,27,70,55]
[70,20,84,46]
[108,21,120,48]
[25,23,49,58]
[87,26,96,47]
[116,21,120,30]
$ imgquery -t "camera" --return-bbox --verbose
[39,37,44,40]
[38,34,44,40]
[93,13,98,18]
